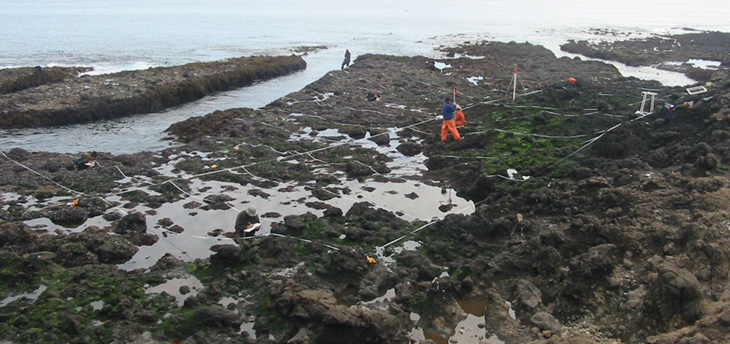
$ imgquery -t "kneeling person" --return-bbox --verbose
[235,206,260,244]
[455,105,466,127]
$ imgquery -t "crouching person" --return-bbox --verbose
[235,206,260,246]
[73,151,98,170]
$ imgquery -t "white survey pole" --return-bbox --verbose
[512,68,518,101]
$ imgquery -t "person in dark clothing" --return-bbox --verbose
[341,49,351,70]
[441,97,461,141]
[73,151,98,170]
[235,205,260,245]
[367,91,381,101]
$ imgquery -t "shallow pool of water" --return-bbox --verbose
[144,276,204,306]
[408,294,507,344]
[6,110,474,272]
[0,285,48,308]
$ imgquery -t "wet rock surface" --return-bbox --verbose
[0,55,306,128]
[0,66,91,95]
[2,32,730,344]
[561,30,730,82]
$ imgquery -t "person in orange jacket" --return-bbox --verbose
[455,104,466,127]
[441,97,462,142]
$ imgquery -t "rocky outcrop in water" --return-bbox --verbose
[0,55,306,128]
[0,66,91,95]
[560,31,730,82]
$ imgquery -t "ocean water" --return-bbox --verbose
[2,0,729,69]
[1,0,729,153]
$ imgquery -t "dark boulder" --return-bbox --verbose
[323,207,343,218]
[515,279,543,313]
[44,206,89,227]
[254,236,298,264]
[326,246,370,277]
[6,148,31,161]
[396,142,422,156]
[166,305,241,338]
[113,212,147,235]
[201,194,235,210]
[89,235,138,263]
[396,251,441,281]
[281,214,309,235]
[55,242,99,267]
[0,222,37,247]
[342,126,368,140]
[647,262,703,323]
[530,311,562,333]
[318,307,407,344]
[345,161,375,178]
[367,130,391,146]
[150,252,184,271]
[271,280,408,344]
[209,244,244,266]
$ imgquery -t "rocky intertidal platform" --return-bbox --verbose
[0,66,91,95]
[561,31,730,82]
[0,55,306,128]
[3,34,730,344]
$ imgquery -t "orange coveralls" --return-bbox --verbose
[441,119,461,141]
[455,109,466,126]
[441,101,462,141]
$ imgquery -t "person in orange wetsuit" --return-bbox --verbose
[441,97,462,142]
[454,104,466,127]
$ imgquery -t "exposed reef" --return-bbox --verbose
[0,55,306,129]
[2,34,730,344]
